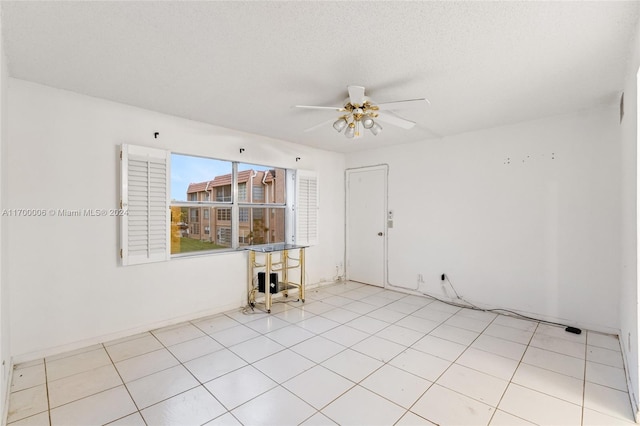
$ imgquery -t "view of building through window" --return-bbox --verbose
[170,154,286,255]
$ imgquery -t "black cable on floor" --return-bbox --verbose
[424,274,577,330]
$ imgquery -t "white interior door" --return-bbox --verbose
[346,165,387,287]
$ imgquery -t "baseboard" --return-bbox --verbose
[410,286,620,335]
[620,341,640,423]
[12,301,241,364]
[2,358,12,426]
[12,280,338,365]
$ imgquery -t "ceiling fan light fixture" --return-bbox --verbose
[362,115,375,129]
[333,118,348,133]
[295,85,428,138]
[345,122,356,138]
[370,122,383,136]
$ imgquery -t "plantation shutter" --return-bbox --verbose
[295,170,318,246]
[120,144,170,265]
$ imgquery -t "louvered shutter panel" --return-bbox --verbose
[121,144,170,265]
[296,170,318,246]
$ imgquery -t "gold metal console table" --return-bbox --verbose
[247,244,307,313]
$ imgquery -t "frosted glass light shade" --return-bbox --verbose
[370,122,383,136]
[333,118,348,132]
[362,116,375,129]
[345,123,356,138]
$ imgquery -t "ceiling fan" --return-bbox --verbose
[295,85,429,138]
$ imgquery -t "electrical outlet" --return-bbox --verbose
[335,264,343,281]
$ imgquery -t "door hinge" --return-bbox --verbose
[120,200,123,209]
[120,150,122,160]
[119,249,123,258]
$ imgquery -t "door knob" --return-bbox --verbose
[377,232,383,236]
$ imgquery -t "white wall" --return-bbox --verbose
[7,79,345,360]
[0,11,10,423]
[620,19,640,419]
[347,107,621,333]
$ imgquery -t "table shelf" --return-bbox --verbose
[247,244,307,313]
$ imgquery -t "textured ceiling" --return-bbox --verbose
[2,1,639,153]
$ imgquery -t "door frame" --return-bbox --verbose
[345,164,389,287]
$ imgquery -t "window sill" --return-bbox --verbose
[170,248,241,259]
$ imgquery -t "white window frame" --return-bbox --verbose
[121,145,314,263]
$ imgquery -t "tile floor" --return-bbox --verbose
[6,281,637,425]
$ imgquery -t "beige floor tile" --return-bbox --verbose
[7,385,48,423]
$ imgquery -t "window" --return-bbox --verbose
[239,229,250,245]
[239,207,249,222]
[217,227,231,245]
[252,185,264,202]
[239,164,287,246]
[217,186,231,202]
[168,154,232,254]
[121,146,313,263]
[173,158,287,254]
[238,183,247,201]
[217,208,231,221]
[242,207,284,245]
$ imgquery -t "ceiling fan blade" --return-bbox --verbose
[294,105,345,111]
[376,98,430,110]
[375,111,416,129]
[303,119,336,133]
[347,85,366,106]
